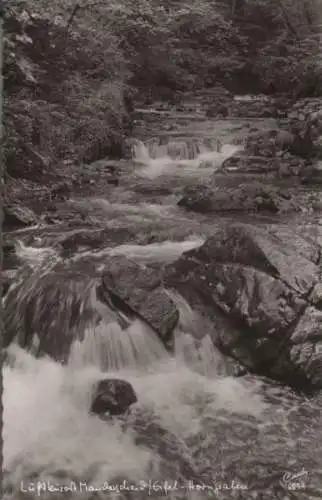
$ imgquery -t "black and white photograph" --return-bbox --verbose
[2,0,322,498]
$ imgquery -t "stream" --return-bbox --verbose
[3,95,322,500]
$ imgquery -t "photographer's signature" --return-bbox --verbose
[280,468,309,491]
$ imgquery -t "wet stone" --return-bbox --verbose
[90,378,138,416]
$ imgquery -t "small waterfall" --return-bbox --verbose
[69,288,169,371]
[131,138,242,179]
[132,140,151,164]
[4,262,169,372]
[69,319,169,372]
[166,290,227,377]
[143,137,222,160]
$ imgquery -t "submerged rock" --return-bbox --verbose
[165,223,322,390]
[91,378,137,416]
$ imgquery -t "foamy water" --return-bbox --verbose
[3,331,267,500]
[3,283,267,499]
[69,319,169,371]
[5,295,322,500]
[72,238,205,265]
[132,140,241,179]
[14,240,60,267]
[4,257,322,500]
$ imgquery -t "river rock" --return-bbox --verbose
[288,98,322,124]
[230,99,277,118]
[205,103,229,118]
[221,154,277,175]
[2,269,17,296]
[91,378,137,416]
[165,223,322,389]
[244,124,317,159]
[177,183,298,214]
[289,307,322,388]
[99,256,179,343]
[221,152,307,178]
[301,161,322,186]
[3,240,19,269]
[49,180,72,201]
[3,204,37,230]
[244,128,296,157]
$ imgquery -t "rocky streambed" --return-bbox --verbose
[3,92,322,500]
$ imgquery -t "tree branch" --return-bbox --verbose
[66,3,80,33]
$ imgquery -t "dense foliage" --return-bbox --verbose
[230,0,322,95]
[3,0,322,181]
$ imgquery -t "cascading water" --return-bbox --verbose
[131,138,242,179]
[3,233,265,499]
[5,265,322,500]
[69,287,169,372]
[3,286,268,500]
[144,137,222,160]
[4,97,322,500]
[168,290,228,378]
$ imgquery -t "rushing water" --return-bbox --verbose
[132,139,241,180]
[3,97,322,500]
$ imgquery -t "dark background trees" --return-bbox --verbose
[3,0,322,180]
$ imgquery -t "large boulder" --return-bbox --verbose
[99,256,179,343]
[91,378,137,416]
[164,223,322,389]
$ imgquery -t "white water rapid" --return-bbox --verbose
[132,139,241,179]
